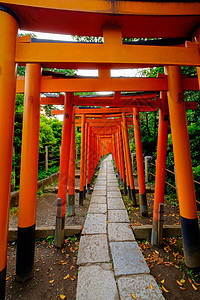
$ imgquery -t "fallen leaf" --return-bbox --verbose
[59,294,66,299]
[191,283,198,291]
[62,262,68,265]
[176,280,183,286]
[180,287,186,291]
[150,283,153,290]
[49,280,54,284]
[161,280,165,284]
[131,294,137,299]
[107,220,110,223]
[70,265,75,270]
[180,279,185,284]
[145,286,148,289]
[162,285,169,293]
[63,274,70,280]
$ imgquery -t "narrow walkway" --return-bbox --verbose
[76,155,164,300]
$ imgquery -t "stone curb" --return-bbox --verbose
[8,225,82,242]
[132,224,200,241]
[10,172,59,207]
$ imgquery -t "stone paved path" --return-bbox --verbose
[76,156,164,300]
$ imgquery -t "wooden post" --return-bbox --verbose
[87,127,91,193]
[165,65,200,268]
[119,127,127,195]
[16,63,41,282]
[0,7,18,298]
[68,107,75,216]
[151,92,169,245]
[122,113,137,206]
[83,122,88,197]
[79,114,85,205]
[121,123,130,196]
[54,93,73,248]
[45,145,48,172]
[133,108,148,216]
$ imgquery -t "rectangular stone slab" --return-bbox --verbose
[77,234,110,265]
[92,190,106,196]
[107,186,120,191]
[76,265,119,300]
[90,196,106,204]
[88,203,107,214]
[82,214,107,235]
[108,223,135,242]
[107,198,125,210]
[108,210,129,223]
[117,275,165,300]
[94,185,106,190]
[107,191,121,198]
[110,241,150,276]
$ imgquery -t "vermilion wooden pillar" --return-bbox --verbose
[0,7,18,298]
[151,92,169,245]
[112,133,117,171]
[54,93,73,247]
[122,113,137,206]
[116,130,122,180]
[166,66,200,268]
[121,123,130,196]
[133,108,148,216]
[67,107,75,216]
[119,127,127,195]
[91,130,95,183]
[16,64,41,282]
[79,114,86,205]
[87,127,91,193]
[83,122,88,197]
[115,132,120,176]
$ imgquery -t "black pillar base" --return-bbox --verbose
[130,189,137,207]
[87,183,90,194]
[0,266,6,300]
[180,216,200,268]
[123,182,127,196]
[16,224,35,282]
[79,190,84,206]
[128,186,131,198]
[84,186,86,198]
[139,193,148,216]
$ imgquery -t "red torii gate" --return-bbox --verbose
[0,1,200,297]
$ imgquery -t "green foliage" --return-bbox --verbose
[13,94,63,187]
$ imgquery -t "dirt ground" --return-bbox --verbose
[7,173,200,299]
[9,182,91,229]
[123,192,181,226]
[6,237,79,300]
[139,238,200,300]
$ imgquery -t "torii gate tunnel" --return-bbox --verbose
[0,1,200,299]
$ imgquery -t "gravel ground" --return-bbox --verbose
[9,179,91,229]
